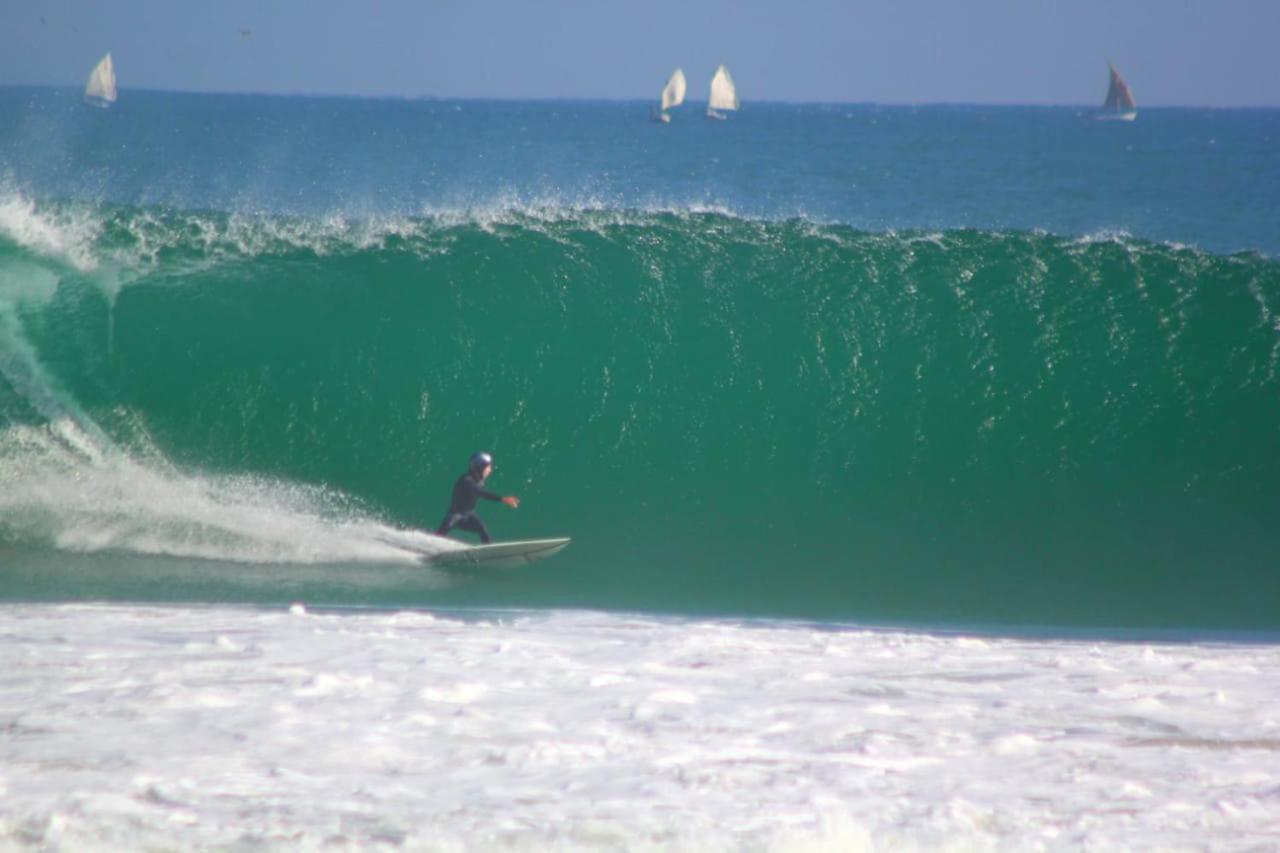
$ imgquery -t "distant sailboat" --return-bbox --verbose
[84,52,117,108]
[653,68,687,123]
[706,64,739,120]
[1095,63,1136,121]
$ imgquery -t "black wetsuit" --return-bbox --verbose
[436,471,502,543]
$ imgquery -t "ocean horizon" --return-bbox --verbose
[16,82,1280,109]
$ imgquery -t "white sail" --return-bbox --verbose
[84,53,117,106]
[660,69,687,112]
[707,64,739,114]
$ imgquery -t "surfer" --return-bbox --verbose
[435,452,519,543]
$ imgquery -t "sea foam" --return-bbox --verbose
[1,604,1276,850]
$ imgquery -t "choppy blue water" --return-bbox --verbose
[5,89,1278,253]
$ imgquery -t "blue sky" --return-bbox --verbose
[2,1,1278,106]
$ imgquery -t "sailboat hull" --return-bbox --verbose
[1093,111,1137,122]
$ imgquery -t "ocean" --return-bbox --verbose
[1,87,1279,848]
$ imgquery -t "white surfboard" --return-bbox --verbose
[428,538,571,570]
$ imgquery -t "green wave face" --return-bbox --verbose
[3,205,1279,629]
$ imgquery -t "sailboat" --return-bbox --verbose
[84,52,117,108]
[1095,63,1136,121]
[706,64,739,120]
[652,68,687,123]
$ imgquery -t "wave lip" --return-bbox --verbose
[2,190,1268,280]
[0,190,104,272]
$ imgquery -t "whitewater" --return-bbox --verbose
[3,90,1280,849]
[4,605,1279,850]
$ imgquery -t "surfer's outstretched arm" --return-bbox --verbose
[477,487,517,508]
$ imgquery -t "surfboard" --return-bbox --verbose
[427,538,571,570]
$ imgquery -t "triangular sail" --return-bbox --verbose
[661,69,687,112]
[1103,64,1136,112]
[708,64,739,112]
[84,53,117,105]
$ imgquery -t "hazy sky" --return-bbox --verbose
[3,1,1278,106]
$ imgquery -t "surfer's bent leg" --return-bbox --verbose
[436,513,462,537]
[456,513,492,544]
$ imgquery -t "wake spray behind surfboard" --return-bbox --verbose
[0,200,460,569]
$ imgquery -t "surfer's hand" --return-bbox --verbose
[503,496,520,508]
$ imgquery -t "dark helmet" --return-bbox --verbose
[469,451,494,472]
